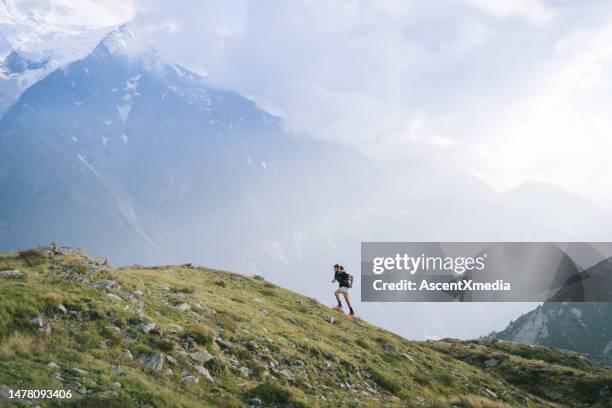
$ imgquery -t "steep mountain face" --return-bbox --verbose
[0,26,369,273]
[493,301,612,365]
[1,247,611,407]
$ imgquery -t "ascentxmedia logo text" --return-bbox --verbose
[361,242,612,302]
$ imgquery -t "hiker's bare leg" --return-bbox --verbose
[342,292,353,311]
[332,289,344,310]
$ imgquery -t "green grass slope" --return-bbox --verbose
[0,247,609,407]
[429,339,612,407]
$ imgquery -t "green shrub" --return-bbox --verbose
[184,324,215,346]
[435,371,455,387]
[65,260,89,275]
[246,363,265,379]
[368,367,401,395]
[171,286,194,294]
[214,310,243,331]
[206,356,230,376]
[100,326,122,346]
[18,249,45,266]
[75,395,131,408]
[355,338,369,349]
[39,292,64,315]
[259,288,275,297]
[152,337,175,352]
[413,371,430,386]
[245,383,304,407]
[234,346,252,362]
[73,327,102,352]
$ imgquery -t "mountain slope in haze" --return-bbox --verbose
[501,181,612,242]
[1,247,612,407]
[493,257,612,365]
[493,301,612,366]
[0,24,367,267]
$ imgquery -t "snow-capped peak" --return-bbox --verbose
[0,1,130,117]
[92,24,136,58]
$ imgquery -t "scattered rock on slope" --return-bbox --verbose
[139,353,164,370]
[0,269,26,279]
[189,350,214,363]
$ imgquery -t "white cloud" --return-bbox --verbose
[121,0,612,207]
[34,0,135,27]
[476,22,612,206]
[0,0,135,28]
[466,0,555,25]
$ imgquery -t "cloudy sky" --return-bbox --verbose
[6,0,612,208]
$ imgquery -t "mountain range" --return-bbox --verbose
[1,24,612,341]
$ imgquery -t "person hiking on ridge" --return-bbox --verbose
[332,264,355,317]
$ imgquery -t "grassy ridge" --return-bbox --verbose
[0,247,609,407]
[429,339,612,407]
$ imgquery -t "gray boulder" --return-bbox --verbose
[469,343,485,350]
[484,358,499,368]
[139,353,164,370]
[98,280,118,290]
[31,316,44,328]
[167,324,184,333]
[215,338,234,350]
[125,293,144,308]
[189,350,213,363]
[137,322,156,333]
[72,368,89,376]
[403,353,415,362]
[240,366,251,378]
[194,365,214,382]
[176,303,191,312]
[0,269,25,279]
